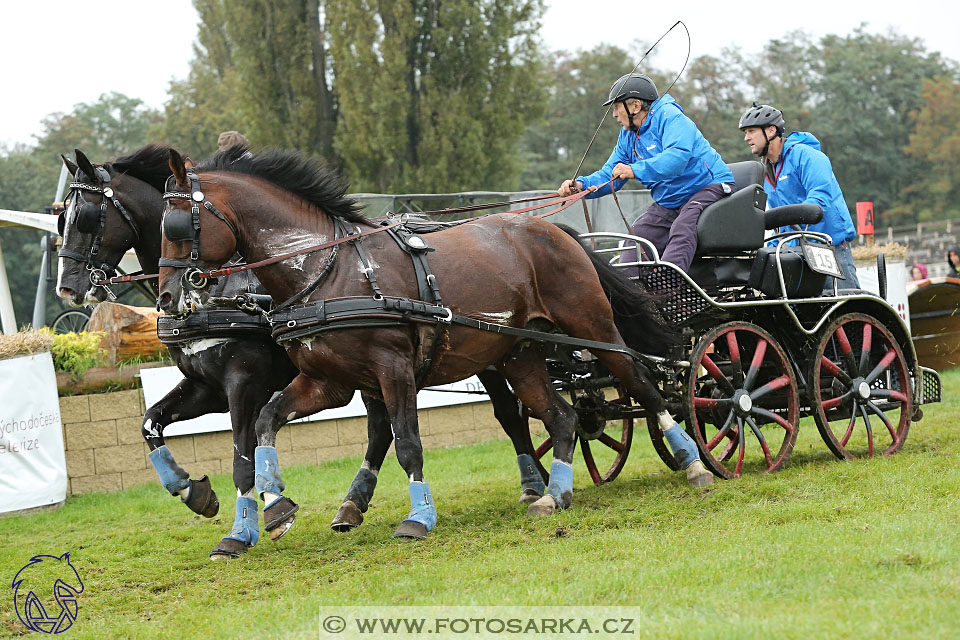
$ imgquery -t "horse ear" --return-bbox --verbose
[183,156,195,170]
[61,154,79,176]
[169,148,188,187]
[74,149,98,183]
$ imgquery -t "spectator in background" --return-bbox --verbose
[218,131,250,151]
[947,248,960,277]
[910,263,928,281]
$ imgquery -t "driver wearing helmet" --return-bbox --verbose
[739,102,860,290]
[558,73,734,272]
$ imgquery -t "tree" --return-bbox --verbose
[328,0,546,193]
[894,77,960,222]
[808,28,956,222]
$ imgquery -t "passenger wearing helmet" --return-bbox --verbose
[558,73,734,272]
[739,102,860,290]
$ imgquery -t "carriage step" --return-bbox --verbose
[919,366,941,404]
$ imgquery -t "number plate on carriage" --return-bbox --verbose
[801,243,843,278]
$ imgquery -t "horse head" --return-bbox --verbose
[158,148,240,314]
[56,146,169,305]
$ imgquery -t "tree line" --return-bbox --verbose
[1,0,958,323]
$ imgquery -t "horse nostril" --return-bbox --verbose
[158,292,172,311]
[57,287,74,300]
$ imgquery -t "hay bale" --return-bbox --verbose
[852,242,907,261]
[0,330,53,362]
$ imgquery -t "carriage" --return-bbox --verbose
[519,161,942,482]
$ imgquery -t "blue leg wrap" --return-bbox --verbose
[344,468,378,512]
[546,460,574,509]
[517,454,546,495]
[226,497,260,547]
[663,425,700,469]
[254,446,285,497]
[148,445,190,495]
[402,482,437,531]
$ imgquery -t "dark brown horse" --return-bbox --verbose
[158,148,705,540]
[57,145,545,553]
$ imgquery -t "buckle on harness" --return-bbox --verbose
[434,307,453,323]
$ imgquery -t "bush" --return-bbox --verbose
[39,328,107,377]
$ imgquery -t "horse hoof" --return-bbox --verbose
[331,500,364,532]
[264,496,299,541]
[686,461,715,488]
[526,495,558,517]
[393,520,429,540]
[518,489,543,504]
[184,475,219,518]
[209,537,249,561]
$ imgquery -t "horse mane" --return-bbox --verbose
[109,144,176,192]
[195,147,365,224]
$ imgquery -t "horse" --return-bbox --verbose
[157,147,713,540]
[56,145,547,555]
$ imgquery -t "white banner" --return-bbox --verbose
[0,352,67,514]
[140,365,491,437]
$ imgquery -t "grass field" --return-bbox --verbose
[2,370,960,639]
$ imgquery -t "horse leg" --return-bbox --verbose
[371,370,436,540]
[476,368,545,504]
[254,372,354,541]
[595,351,714,487]
[210,371,276,560]
[330,395,394,532]
[143,378,225,517]
[496,351,578,517]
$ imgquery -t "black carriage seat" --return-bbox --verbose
[686,161,767,288]
[748,203,827,298]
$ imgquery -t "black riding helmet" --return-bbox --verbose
[740,102,785,158]
[604,74,658,132]
[739,102,785,133]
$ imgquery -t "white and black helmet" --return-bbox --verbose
[603,73,659,106]
[739,102,785,133]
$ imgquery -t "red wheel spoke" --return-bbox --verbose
[734,417,746,478]
[701,354,736,395]
[706,411,736,449]
[693,397,722,409]
[822,390,853,411]
[743,339,768,390]
[835,325,859,375]
[873,389,909,403]
[859,322,873,376]
[820,356,852,385]
[580,438,601,484]
[861,405,874,457]
[865,350,898,385]
[840,413,856,447]
[534,437,553,459]
[598,432,626,452]
[752,407,797,433]
[745,417,774,469]
[750,374,791,402]
[726,331,744,387]
[866,400,899,445]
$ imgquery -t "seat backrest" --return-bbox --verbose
[728,161,764,191]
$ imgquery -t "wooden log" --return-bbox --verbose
[86,302,164,365]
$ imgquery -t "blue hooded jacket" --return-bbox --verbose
[765,132,856,245]
[577,94,733,209]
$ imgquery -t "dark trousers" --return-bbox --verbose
[620,183,732,272]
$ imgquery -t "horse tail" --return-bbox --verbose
[555,224,680,356]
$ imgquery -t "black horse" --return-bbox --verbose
[56,145,545,555]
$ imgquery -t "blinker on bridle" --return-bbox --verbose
[160,170,239,291]
[58,166,142,300]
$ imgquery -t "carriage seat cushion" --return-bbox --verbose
[695,185,768,255]
[748,246,827,298]
[688,255,755,289]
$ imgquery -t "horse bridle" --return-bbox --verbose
[58,167,142,299]
[160,170,240,290]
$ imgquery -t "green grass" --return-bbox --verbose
[3,372,960,639]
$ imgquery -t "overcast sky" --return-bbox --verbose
[2,0,958,149]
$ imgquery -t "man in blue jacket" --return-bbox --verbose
[739,102,860,290]
[558,73,734,272]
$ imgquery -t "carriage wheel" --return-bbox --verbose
[809,313,911,459]
[51,309,91,334]
[684,322,799,479]
[522,385,634,485]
